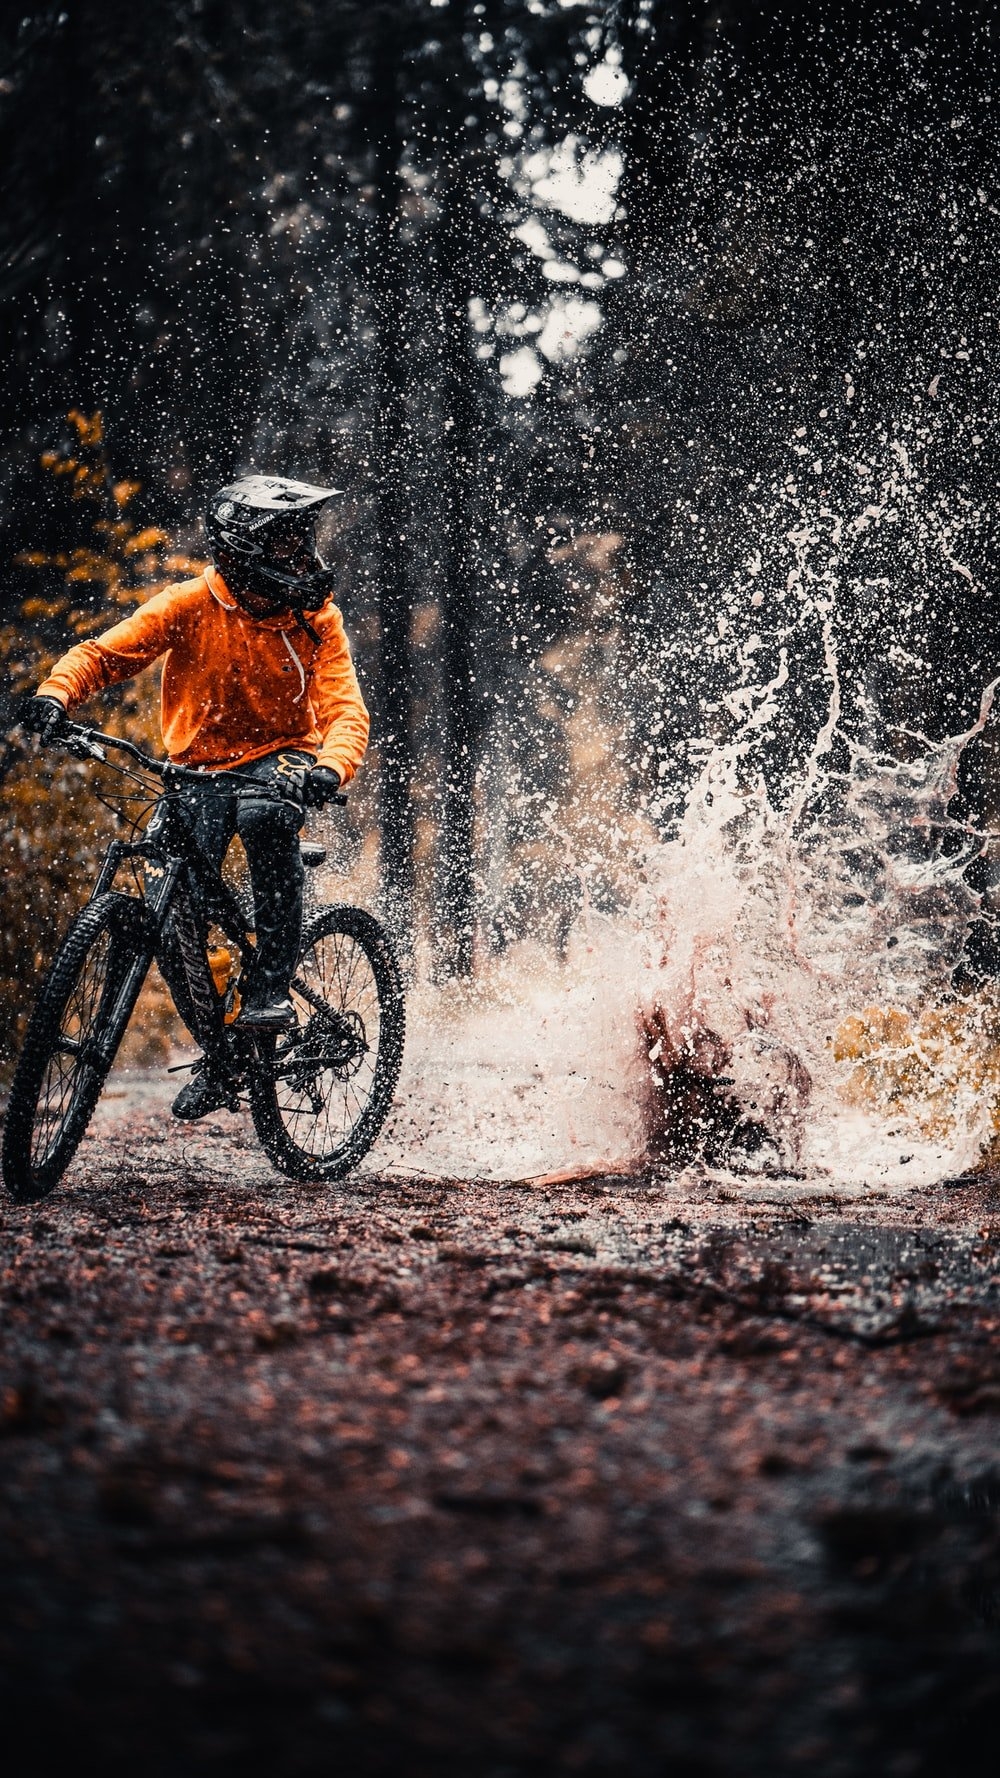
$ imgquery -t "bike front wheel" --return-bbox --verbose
[2,893,150,1202]
[250,903,405,1181]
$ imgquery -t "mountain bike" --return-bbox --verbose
[1,721,405,1203]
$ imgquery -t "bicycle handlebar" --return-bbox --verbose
[66,725,162,770]
[27,719,348,807]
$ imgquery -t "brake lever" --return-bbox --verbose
[58,729,107,763]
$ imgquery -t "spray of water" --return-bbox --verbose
[367,655,1000,1188]
[637,660,1000,1187]
[367,474,1000,1189]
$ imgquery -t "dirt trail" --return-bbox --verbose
[2,1074,1000,1776]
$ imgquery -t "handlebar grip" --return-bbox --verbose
[25,714,108,762]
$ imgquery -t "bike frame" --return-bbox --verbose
[53,723,342,1075]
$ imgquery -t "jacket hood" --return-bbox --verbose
[204,563,320,631]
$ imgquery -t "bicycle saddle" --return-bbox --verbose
[300,842,327,869]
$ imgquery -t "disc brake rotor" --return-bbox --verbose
[283,1006,368,1087]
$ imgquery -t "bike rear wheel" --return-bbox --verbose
[250,903,404,1181]
[2,893,149,1202]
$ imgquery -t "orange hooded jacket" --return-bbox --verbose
[37,564,370,783]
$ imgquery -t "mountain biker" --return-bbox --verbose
[23,473,370,1121]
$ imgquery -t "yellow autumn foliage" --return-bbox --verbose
[67,409,105,449]
[124,527,170,555]
[833,996,1000,1148]
[1,411,205,1076]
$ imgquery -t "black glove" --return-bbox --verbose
[303,765,342,809]
[23,695,69,742]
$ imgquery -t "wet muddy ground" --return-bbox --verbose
[2,1078,1000,1777]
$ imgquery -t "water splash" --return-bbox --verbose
[636,659,1000,1188]
[362,398,1000,1187]
[365,637,1000,1189]
[367,924,651,1183]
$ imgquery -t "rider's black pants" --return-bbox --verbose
[192,748,310,998]
[160,749,311,1022]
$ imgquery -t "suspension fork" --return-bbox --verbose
[92,834,248,1080]
[85,866,182,1072]
[90,838,180,905]
[94,848,227,1072]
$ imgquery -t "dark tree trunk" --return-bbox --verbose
[424,0,496,979]
[367,22,416,957]
[434,263,482,979]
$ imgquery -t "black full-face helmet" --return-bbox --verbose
[205,474,342,617]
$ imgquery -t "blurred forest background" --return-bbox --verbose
[2,0,999,1065]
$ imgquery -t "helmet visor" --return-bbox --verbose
[266,524,316,580]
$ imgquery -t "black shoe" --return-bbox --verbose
[171,1061,236,1120]
[236,993,296,1030]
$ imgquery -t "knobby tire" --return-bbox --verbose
[2,893,150,1202]
[250,903,404,1181]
